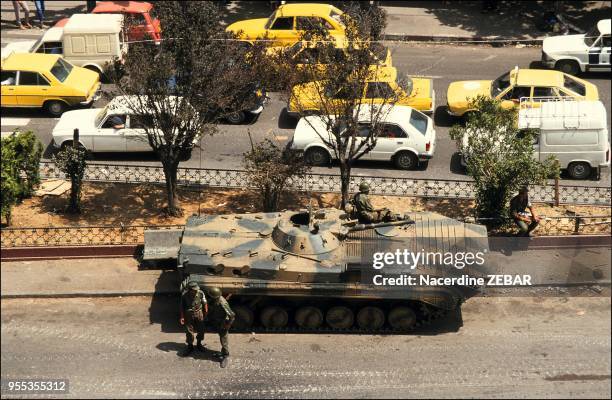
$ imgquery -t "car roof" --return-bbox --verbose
[597,19,611,35]
[513,69,563,87]
[1,53,60,71]
[40,26,64,42]
[64,14,123,34]
[519,100,607,130]
[277,3,341,17]
[106,95,184,114]
[93,1,152,14]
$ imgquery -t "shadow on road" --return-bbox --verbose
[449,152,467,175]
[277,108,298,129]
[157,341,223,363]
[434,105,457,128]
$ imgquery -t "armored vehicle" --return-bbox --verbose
[144,208,489,332]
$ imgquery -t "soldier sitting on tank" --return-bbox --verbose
[352,182,398,224]
[179,281,207,356]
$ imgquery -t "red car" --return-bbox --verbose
[92,1,161,43]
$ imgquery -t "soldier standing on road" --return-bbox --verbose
[179,281,207,356]
[510,186,541,237]
[352,182,396,224]
[205,287,235,368]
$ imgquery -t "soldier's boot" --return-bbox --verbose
[182,343,194,356]
[196,341,206,352]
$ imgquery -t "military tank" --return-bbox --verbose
[143,208,489,332]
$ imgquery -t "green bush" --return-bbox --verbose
[52,145,87,213]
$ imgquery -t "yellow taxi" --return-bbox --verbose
[1,53,100,116]
[288,66,434,116]
[226,3,346,46]
[446,67,599,117]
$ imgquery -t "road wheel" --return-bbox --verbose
[555,60,580,76]
[295,306,324,329]
[388,306,417,331]
[231,305,254,331]
[225,111,246,125]
[356,306,385,330]
[326,306,354,329]
[393,151,418,170]
[305,147,330,166]
[260,305,289,329]
[567,162,591,179]
[45,100,67,117]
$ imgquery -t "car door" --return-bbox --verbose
[296,16,336,43]
[125,114,153,152]
[16,71,50,107]
[498,85,532,109]
[1,71,18,106]
[94,114,127,152]
[370,123,408,161]
[600,35,611,67]
[267,16,295,46]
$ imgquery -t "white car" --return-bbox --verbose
[541,19,610,75]
[52,95,196,154]
[289,105,436,170]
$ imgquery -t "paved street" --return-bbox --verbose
[1,30,611,186]
[1,296,610,398]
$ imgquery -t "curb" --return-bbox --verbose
[1,290,179,299]
[383,33,544,46]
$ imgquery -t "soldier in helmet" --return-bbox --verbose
[352,181,397,223]
[205,287,235,368]
[179,280,207,356]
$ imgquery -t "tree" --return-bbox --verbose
[243,137,310,212]
[1,131,43,225]
[110,1,271,216]
[449,96,559,224]
[53,145,87,213]
[278,4,401,209]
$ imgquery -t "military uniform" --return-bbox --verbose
[205,292,235,357]
[510,191,539,235]
[352,183,396,224]
[180,282,207,348]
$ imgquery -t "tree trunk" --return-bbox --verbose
[339,161,352,210]
[162,161,181,216]
[70,176,80,213]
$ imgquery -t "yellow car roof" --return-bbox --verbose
[2,53,61,72]
[277,3,342,17]
[513,69,563,87]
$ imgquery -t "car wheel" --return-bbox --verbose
[555,60,580,76]
[567,162,591,179]
[45,100,67,117]
[393,151,418,170]
[305,147,330,166]
[225,111,246,125]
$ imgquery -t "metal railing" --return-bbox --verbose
[39,161,611,206]
[1,216,609,248]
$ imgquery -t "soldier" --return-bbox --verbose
[205,287,235,368]
[352,182,397,224]
[509,186,541,237]
[179,280,207,356]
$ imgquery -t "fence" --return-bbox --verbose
[1,216,609,248]
[39,161,611,206]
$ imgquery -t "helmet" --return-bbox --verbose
[208,287,222,299]
[187,281,199,290]
[359,182,370,193]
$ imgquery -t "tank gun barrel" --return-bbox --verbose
[345,219,414,232]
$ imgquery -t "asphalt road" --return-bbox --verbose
[1,37,611,186]
[1,296,610,398]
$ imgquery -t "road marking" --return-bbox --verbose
[1,117,31,126]
[483,55,497,61]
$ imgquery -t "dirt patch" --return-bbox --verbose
[5,181,611,235]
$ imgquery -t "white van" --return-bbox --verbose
[518,98,610,179]
[1,14,125,78]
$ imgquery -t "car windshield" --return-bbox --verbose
[264,11,277,29]
[50,57,73,82]
[491,71,511,97]
[563,74,586,96]
[409,109,429,135]
[584,26,600,46]
[397,70,413,96]
[95,104,109,127]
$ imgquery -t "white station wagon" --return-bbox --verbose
[289,105,436,170]
[52,95,196,154]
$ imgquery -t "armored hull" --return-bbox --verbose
[144,208,489,332]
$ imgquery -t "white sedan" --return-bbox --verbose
[51,95,196,154]
[289,105,436,170]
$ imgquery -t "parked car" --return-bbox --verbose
[289,104,436,170]
[1,53,100,116]
[541,19,610,75]
[446,67,599,117]
[92,1,161,44]
[226,3,346,47]
[51,95,197,154]
[288,66,434,116]
[1,14,126,79]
